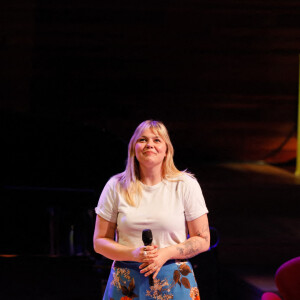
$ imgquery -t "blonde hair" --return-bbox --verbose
[116,120,190,206]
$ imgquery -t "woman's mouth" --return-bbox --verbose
[143,150,156,155]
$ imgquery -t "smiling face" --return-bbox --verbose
[134,128,167,170]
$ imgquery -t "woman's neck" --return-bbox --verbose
[139,165,163,186]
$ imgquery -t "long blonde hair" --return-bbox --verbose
[117,120,189,206]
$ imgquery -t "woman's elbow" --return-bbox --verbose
[203,240,210,252]
[93,236,104,254]
[202,233,210,252]
[93,238,99,254]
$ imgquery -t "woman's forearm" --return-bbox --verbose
[167,235,210,260]
[166,214,211,260]
[94,238,135,261]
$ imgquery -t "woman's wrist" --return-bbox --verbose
[95,238,139,262]
[162,245,178,261]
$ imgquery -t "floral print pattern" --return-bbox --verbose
[145,261,200,300]
[103,261,200,300]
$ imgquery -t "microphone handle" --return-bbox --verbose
[149,274,154,286]
[144,242,154,286]
[142,229,154,286]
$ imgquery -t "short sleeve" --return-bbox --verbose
[182,175,208,221]
[95,177,119,223]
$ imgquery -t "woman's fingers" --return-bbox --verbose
[141,246,158,261]
[139,262,160,277]
[144,251,158,260]
[140,247,169,278]
[133,245,159,262]
[139,262,148,269]
[143,245,158,253]
[153,267,161,279]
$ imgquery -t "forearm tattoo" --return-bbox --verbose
[175,224,210,258]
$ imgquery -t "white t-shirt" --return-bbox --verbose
[95,173,208,249]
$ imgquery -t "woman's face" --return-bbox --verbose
[134,128,167,170]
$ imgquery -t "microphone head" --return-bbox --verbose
[142,229,153,246]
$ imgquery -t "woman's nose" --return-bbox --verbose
[146,141,153,148]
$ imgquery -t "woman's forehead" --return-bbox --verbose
[139,127,161,137]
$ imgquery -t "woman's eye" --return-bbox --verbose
[154,139,161,142]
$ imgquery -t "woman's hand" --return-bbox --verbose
[132,245,158,262]
[139,247,170,279]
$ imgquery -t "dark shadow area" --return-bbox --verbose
[0,256,103,300]
[2,111,128,190]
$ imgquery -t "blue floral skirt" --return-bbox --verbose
[102,260,200,300]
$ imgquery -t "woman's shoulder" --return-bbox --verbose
[166,171,197,184]
[104,172,125,187]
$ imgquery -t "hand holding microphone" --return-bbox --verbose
[142,229,154,286]
[140,229,169,285]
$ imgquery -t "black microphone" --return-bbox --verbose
[142,229,154,286]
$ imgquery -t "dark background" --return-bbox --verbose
[2,0,299,181]
[1,0,300,299]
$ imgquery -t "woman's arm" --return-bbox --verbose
[173,213,210,259]
[93,215,157,262]
[140,214,210,278]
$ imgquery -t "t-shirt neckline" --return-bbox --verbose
[140,180,164,190]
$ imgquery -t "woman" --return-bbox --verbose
[93,120,210,300]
